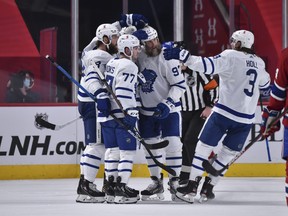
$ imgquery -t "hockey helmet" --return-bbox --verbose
[230,30,254,49]
[117,34,140,56]
[141,25,158,42]
[96,23,119,45]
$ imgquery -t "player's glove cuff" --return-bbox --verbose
[179,49,190,63]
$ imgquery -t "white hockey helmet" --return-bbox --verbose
[231,30,254,49]
[96,23,119,44]
[141,25,158,42]
[117,34,140,56]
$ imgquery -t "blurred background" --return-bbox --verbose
[0,0,283,103]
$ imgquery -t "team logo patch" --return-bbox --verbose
[187,75,195,87]
[140,69,157,93]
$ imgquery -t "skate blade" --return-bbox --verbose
[198,195,208,203]
[76,194,105,203]
[105,195,115,204]
[114,196,138,204]
[171,194,185,202]
[141,193,165,201]
[175,192,194,204]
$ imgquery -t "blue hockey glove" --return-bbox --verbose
[132,29,149,41]
[163,47,190,63]
[138,68,157,85]
[123,109,139,130]
[261,107,281,138]
[119,14,148,29]
[153,97,175,119]
[96,92,111,118]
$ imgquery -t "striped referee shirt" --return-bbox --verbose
[181,69,218,111]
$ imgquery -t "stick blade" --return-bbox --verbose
[202,160,220,177]
[35,116,56,130]
[145,140,169,149]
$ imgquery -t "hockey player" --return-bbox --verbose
[163,30,271,203]
[76,23,119,203]
[97,34,141,204]
[76,14,149,203]
[261,47,288,206]
[132,26,186,201]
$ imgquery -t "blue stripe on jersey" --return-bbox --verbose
[271,82,286,100]
[215,103,255,119]
[78,90,89,97]
[117,95,132,99]
[87,71,98,76]
[86,77,99,82]
[207,57,215,74]
[201,57,207,72]
[141,102,182,111]
[80,162,99,169]
[171,80,186,89]
[115,87,134,93]
[82,153,101,161]
[259,80,270,89]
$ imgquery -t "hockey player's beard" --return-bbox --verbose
[107,44,118,55]
[145,44,162,57]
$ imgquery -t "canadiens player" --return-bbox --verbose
[261,47,288,206]
[133,26,187,201]
[97,34,141,204]
[163,30,271,203]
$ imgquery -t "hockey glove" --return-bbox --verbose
[119,14,148,29]
[137,68,157,85]
[96,92,111,118]
[261,107,281,138]
[153,97,175,119]
[163,47,190,63]
[132,29,149,41]
[123,109,139,130]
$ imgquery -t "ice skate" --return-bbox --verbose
[105,175,116,204]
[76,178,105,203]
[168,177,183,202]
[141,173,164,201]
[76,174,84,195]
[114,176,139,204]
[199,176,215,203]
[175,176,202,204]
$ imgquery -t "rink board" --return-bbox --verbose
[0,105,286,179]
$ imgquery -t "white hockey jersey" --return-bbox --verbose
[184,49,271,124]
[138,49,186,116]
[77,49,113,102]
[102,57,139,120]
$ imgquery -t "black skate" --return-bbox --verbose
[76,174,84,194]
[114,176,139,204]
[199,176,215,203]
[176,176,202,204]
[141,173,164,201]
[168,177,183,202]
[105,175,116,204]
[76,178,105,203]
[102,174,108,193]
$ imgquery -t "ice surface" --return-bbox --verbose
[0,177,287,216]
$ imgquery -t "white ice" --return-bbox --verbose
[0,177,287,216]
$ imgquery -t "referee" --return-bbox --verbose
[180,65,219,182]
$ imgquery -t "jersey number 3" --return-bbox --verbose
[244,69,257,97]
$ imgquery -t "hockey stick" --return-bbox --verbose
[203,107,288,177]
[45,55,167,149]
[45,55,175,176]
[259,95,272,161]
[35,115,82,131]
